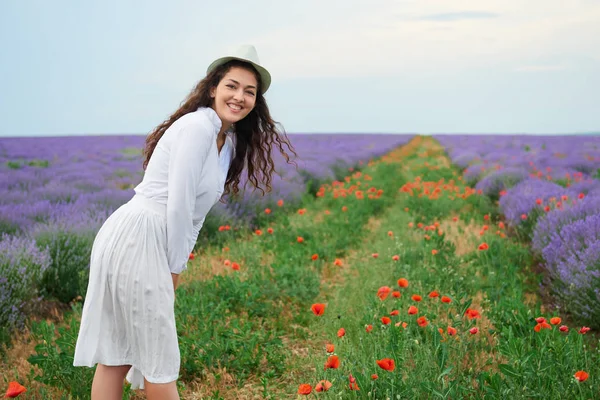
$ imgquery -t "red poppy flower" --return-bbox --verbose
[431,249,438,255]
[428,291,439,298]
[372,253,379,258]
[478,243,489,251]
[411,294,422,302]
[4,382,26,398]
[574,371,589,382]
[559,325,569,332]
[579,326,591,334]
[297,384,312,395]
[377,286,391,300]
[188,253,195,260]
[392,255,400,261]
[311,254,319,261]
[324,355,340,369]
[392,291,401,298]
[417,316,428,327]
[326,343,335,353]
[264,208,271,214]
[390,310,399,316]
[337,328,346,338]
[366,324,373,333]
[408,306,418,315]
[315,380,332,392]
[465,308,481,319]
[376,358,395,371]
[550,317,561,325]
[277,199,284,207]
[387,231,394,237]
[297,236,304,243]
[371,374,378,380]
[534,322,551,332]
[447,326,457,336]
[398,278,409,288]
[334,259,343,266]
[223,259,231,266]
[469,327,479,334]
[255,229,263,235]
[231,262,240,271]
[267,227,274,234]
[381,316,391,325]
[535,317,546,324]
[311,303,326,316]
[441,296,452,304]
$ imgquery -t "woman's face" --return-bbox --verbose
[210,66,258,131]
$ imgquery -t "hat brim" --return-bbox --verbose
[206,56,271,94]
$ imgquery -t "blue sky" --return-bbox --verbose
[1,0,599,136]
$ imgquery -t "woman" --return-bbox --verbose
[73,44,296,399]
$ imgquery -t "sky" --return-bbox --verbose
[1,0,599,137]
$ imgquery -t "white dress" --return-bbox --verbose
[73,107,233,389]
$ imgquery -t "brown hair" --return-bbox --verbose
[142,60,297,197]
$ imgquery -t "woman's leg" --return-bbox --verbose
[91,364,131,400]
[144,379,180,400]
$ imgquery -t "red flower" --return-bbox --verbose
[231,262,240,271]
[267,227,274,234]
[315,380,332,392]
[411,294,422,302]
[392,291,401,298]
[469,327,479,334]
[4,382,26,398]
[550,317,561,325]
[255,229,263,235]
[535,317,546,324]
[579,326,591,334]
[371,374,378,380]
[337,328,346,338]
[334,258,343,266]
[311,303,326,316]
[376,358,395,371]
[441,296,452,304]
[574,371,589,382]
[324,355,340,369]
[311,254,319,261]
[397,278,409,288]
[377,286,391,300]
[297,384,312,395]
[326,343,335,353]
[417,316,428,327]
[264,208,271,214]
[372,253,379,258]
[431,249,438,255]
[478,243,489,251]
[534,322,551,332]
[408,306,418,315]
[465,308,481,319]
[559,325,569,332]
[390,310,399,316]
[277,199,284,207]
[188,253,195,260]
[392,255,400,261]
[366,324,373,333]
[428,291,440,298]
[447,326,457,336]
[381,316,391,325]
[297,236,304,243]
[521,214,527,220]
[387,231,393,237]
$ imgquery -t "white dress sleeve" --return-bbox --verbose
[166,118,214,274]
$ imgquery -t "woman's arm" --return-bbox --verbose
[171,273,180,292]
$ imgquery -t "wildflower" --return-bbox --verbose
[397,278,409,288]
[431,249,438,255]
[337,328,346,338]
[265,208,271,214]
[388,231,393,237]
[465,308,481,319]
[579,326,591,334]
[311,254,319,261]
[534,322,551,332]
[297,384,312,395]
[348,374,360,390]
[417,316,428,327]
[381,316,391,325]
[371,374,378,380]
[231,262,240,271]
[377,286,391,300]
[267,227,274,234]
[334,258,343,266]
[574,371,589,382]
[366,324,373,333]
[469,327,479,334]
[188,253,195,260]
[559,325,569,332]
[411,294,422,302]
[4,382,27,398]
[550,317,561,325]
[311,303,326,316]
[324,355,340,370]
[392,291,401,298]
[441,296,452,304]
[315,380,332,392]
[376,358,395,371]
[390,310,399,316]
[478,243,489,251]
[277,199,284,207]
[326,344,334,353]
[535,317,546,324]
[372,253,379,258]
[255,229,263,235]
[408,306,418,315]
[428,291,440,298]
[223,259,231,266]
[392,255,400,261]
[447,326,457,336]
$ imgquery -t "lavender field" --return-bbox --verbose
[435,134,600,328]
[0,133,412,337]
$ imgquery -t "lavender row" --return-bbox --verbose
[434,134,600,328]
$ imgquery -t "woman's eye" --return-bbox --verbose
[246,91,256,96]
[226,84,235,89]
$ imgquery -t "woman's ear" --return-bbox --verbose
[210,87,216,98]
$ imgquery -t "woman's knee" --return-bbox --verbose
[144,379,179,400]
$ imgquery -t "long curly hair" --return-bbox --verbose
[142,59,297,198]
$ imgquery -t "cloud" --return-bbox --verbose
[514,65,568,72]
[416,11,500,21]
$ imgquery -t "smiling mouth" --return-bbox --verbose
[227,103,242,112]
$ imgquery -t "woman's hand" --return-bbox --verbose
[171,273,179,292]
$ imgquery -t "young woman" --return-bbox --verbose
[73,45,296,399]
